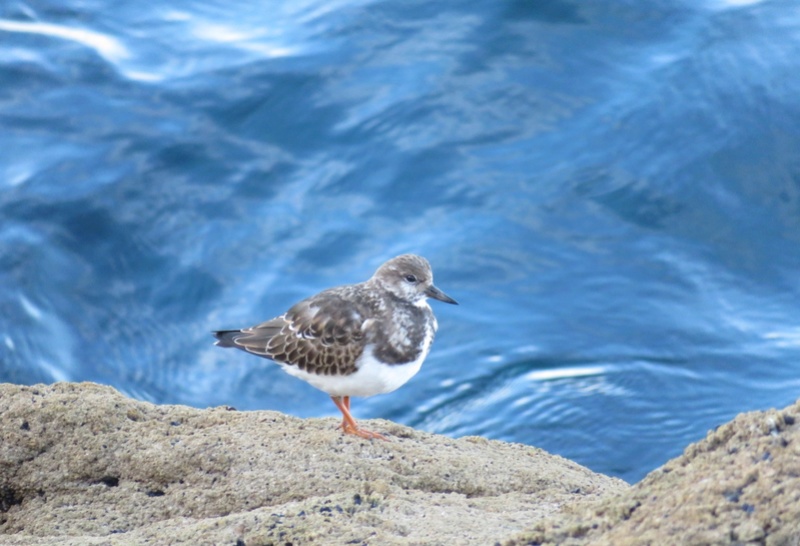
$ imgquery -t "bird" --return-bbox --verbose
[212,254,457,440]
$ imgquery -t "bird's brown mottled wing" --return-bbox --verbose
[219,289,371,376]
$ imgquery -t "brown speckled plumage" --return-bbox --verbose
[214,254,455,377]
[218,286,378,376]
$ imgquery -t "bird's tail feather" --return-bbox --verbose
[212,330,242,348]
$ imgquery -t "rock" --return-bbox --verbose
[3,382,799,545]
[507,399,800,545]
[0,382,623,545]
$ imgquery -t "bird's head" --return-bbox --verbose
[372,254,458,306]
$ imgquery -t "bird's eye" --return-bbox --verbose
[404,274,417,284]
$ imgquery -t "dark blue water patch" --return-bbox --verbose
[503,0,586,25]
[205,71,345,153]
[153,269,223,322]
[291,230,363,268]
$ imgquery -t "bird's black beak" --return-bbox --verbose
[425,284,458,305]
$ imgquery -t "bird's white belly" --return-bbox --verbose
[279,340,431,398]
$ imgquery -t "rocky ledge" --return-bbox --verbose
[0,383,798,545]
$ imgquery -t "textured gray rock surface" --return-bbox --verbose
[0,382,622,545]
[3,382,799,545]
[508,399,800,545]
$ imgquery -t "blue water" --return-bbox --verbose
[2,0,800,483]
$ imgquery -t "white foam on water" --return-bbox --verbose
[0,19,130,63]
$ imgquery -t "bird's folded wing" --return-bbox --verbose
[234,294,370,375]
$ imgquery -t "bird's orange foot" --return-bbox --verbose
[331,395,389,441]
[338,421,389,441]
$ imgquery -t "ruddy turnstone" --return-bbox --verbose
[213,254,457,440]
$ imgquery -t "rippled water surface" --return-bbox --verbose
[2,0,800,483]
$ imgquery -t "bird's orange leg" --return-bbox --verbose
[334,396,351,430]
[331,396,388,441]
[337,396,350,431]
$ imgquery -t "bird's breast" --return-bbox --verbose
[370,303,435,365]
